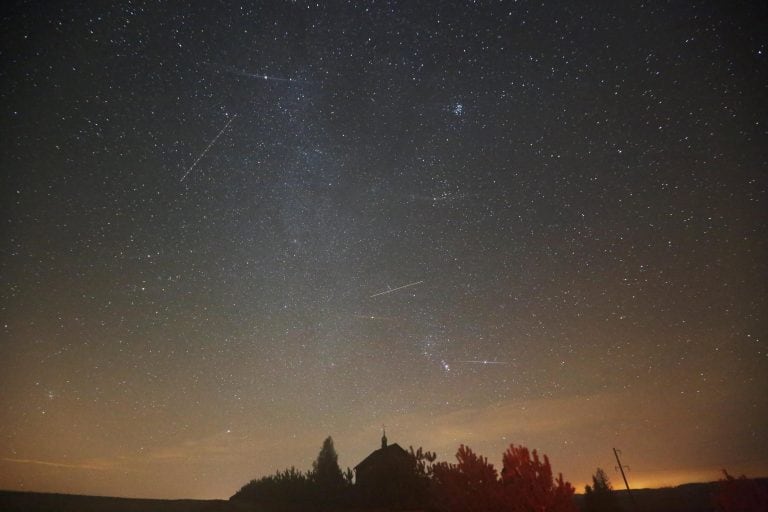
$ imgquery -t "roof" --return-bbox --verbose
[354,443,409,471]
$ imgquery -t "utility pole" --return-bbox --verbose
[613,447,637,509]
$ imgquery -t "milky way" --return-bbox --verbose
[1,0,766,500]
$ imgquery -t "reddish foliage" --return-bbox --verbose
[500,444,577,512]
[713,470,768,512]
[431,443,577,512]
[432,445,502,512]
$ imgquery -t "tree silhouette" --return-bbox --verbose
[343,466,354,485]
[231,436,349,510]
[232,438,577,512]
[230,466,317,510]
[432,444,502,511]
[431,443,577,512]
[312,436,345,501]
[409,445,438,494]
[500,444,577,512]
[584,467,621,512]
[713,470,768,512]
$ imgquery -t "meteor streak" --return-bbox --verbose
[226,67,307,83]
[369,280,424,298]
[180,115,237,182]
[455,360,509,365]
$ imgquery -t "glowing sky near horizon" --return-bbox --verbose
[1,0,766,500]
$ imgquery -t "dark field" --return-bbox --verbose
[5,481,767,512]
[0,491,252,512]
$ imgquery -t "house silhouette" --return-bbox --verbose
[354,429,411,487]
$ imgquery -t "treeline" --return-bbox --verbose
[231,437,582,511]
[430,444,576,512]
[231,437,352,510]
[230,437,768,511]
[231,466,324,508]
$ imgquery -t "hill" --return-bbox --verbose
[0,490,252,512]
[574,478,768,512]
[3,478,767,512]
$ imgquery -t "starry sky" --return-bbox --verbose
[1,0,767,501]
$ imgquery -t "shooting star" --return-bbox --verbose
[454,360,510,365]
[180,115,237,182]
[225,67,307,84]
[353,314,395,321]
[369,280,424,298]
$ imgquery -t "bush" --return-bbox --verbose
[230,466,317,511]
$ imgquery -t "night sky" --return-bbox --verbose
[1,0,767,501]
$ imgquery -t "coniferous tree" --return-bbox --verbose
[431,443,577,512]
[500,444,577,512]
[431,444,501,511]
[584,468,621,512]
[343,466,354,485]
[313,436,345,496]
